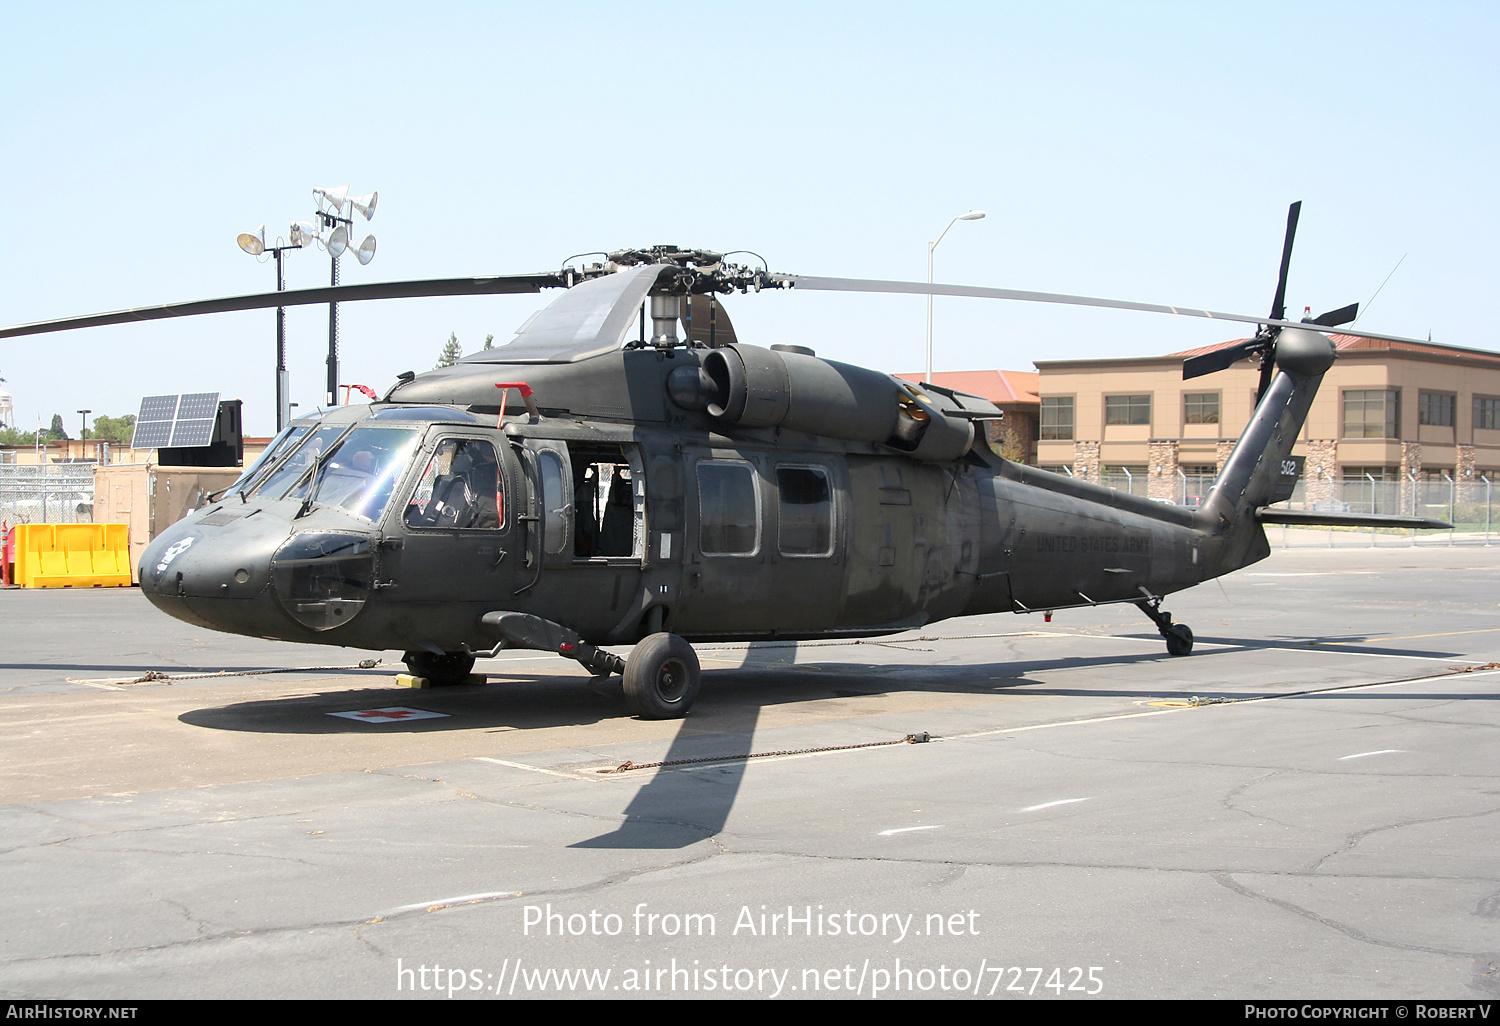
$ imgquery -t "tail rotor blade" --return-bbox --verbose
[1182,339,1260,380]
[1269,201,1301,322]
[1307,302,1358,328]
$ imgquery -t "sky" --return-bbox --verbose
[2,1,1496,436]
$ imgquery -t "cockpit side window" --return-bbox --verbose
[404,438,504,530]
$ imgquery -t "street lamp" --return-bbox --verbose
[238,224,309,431]
[925,209,985,383]
[77,409,91,443]
[312,186,378,407]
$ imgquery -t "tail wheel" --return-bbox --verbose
[1165,624,1194,656]
[402,650,477,686]
[622,633,700,719]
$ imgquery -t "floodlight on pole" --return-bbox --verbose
[237,222,305,431]
[77,409,91,443]
[311,184,378,406]
[925,209,986,384]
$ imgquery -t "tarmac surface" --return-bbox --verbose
[1,540,1497,1000]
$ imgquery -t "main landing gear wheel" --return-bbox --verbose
[1164,623,1194,656]
[622,633,700,719]
[402,650,476,686]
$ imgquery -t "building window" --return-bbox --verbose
[1183,393,1220,425]
[1105,394,1151,426]
[1039,397,1074,440]
[1341,465,1398,481]
[1475,396,1500,431]
[1418,392,1454,427]
[1342,390,1399,439]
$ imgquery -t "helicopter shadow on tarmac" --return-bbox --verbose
[175,631,1479,850]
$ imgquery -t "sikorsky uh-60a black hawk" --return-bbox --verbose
[1,204,1449,718]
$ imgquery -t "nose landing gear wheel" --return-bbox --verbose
[622,633,700,719]
[1164,623,1194,656]
[402,650,477,686]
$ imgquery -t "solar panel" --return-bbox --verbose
[131,392,221,449]
[169,392,220,446]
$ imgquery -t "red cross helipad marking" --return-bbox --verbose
[327,706,450,724]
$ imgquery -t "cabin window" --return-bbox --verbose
[570,444,641,558]
[697,460,759,556]
[404,438,504,530]
[777,465,834,557]
[1039,397,1074,440]
[539,451,569,556]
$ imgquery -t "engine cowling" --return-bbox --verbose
[669,343,976,463]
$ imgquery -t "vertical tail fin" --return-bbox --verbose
[1201,328,1337,571]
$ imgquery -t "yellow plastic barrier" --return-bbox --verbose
[14,524,133,588]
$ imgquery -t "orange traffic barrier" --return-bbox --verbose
[13,523,132,588]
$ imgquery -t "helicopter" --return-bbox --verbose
[0,204,1450,719]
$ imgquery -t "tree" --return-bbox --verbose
[436,332,463,368]
[90,414,137,445]
[48,414,69,440]
[482,333,494,350]
[0,425,43,447]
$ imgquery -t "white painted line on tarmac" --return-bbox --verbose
[878,825,943,836]
[1339,749,1407,760]
[474,756,604,781]
[1020,798,1092,812]
[380,891,521,917]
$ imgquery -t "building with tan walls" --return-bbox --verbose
[1033,334,1500,502]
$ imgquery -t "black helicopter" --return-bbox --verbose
[0,205,1448,718]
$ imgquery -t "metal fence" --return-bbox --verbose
[1269,472,1495,546]
[1100,469,1149,497]
[0,464,96,525]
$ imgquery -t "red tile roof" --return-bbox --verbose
[895,370,1040,405]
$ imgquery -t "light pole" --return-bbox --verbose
[312,186,377,407]
[238,226,307,432]
[77,410,90,449]
[925,209,985,383]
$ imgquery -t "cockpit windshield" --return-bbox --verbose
[304,426,424,521]
[224,423,311,497]
[250,423,351,501]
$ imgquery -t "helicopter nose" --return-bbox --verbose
[138,516,284,633]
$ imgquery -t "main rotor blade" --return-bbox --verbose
[774,274,1432,345]
[1269,200,1301,322]
[0,273,567,340]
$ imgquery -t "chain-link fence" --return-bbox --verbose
[0,464,96,525]
[1269,473,1495,546]
[1100,469,1149,497]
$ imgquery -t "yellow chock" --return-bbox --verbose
[396,674,430,689]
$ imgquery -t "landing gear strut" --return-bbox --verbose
[1135,596,1194,656]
